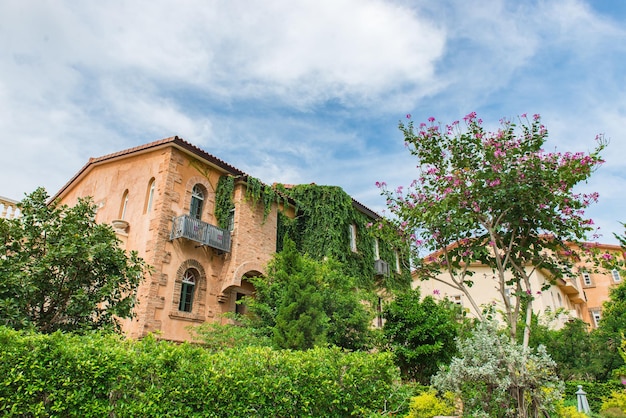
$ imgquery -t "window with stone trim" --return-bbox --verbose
[179,269,197,312]
[170,260,207,322]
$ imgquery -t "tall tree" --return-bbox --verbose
[376,113,605,346]
[0,188,146,333]
[247,237,373,350]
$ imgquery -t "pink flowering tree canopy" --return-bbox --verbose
[375,112,606,345]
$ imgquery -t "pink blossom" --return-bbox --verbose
[428,116,435,123]
[602,253,613,261]
[406,114,411,119]
[433,289,440,295]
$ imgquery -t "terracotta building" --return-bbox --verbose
[574,243,624,328]
[52,137,392,342]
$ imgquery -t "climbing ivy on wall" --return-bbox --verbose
[215,175,289,227]
[276,184,411,292]
[215,175,235,229]
[216,177,411,292]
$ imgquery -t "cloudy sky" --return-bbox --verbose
[1,0,625,243]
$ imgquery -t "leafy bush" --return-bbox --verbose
[432,320,563,417]
[0,326,402,417]
[381,289,459,384]
[404,390,456,418]
[602,391,626,416]
[555,400,589,418]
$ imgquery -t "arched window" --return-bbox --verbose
[119,189,129,220]
[190,184,204,220]
[178,269,197,312]
[144,178,155,213]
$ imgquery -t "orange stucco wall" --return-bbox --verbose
[57,145,285,342]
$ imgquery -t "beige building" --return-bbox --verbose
[53,137,292,342]
[414,244,623,330]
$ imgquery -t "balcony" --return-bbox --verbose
[170,215,231,253]
[557,277,585,304]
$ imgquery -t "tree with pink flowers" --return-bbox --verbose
[376,112,606,346]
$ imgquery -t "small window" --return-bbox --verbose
[591,310,601,327]
[145,178,155,213]
[349,224,357,252]
[119,190,129,220]
[612,269,621,283]
[178,269,197,312]
[373,238,380,260]
[582,272,592,286]
[190,185,205,220]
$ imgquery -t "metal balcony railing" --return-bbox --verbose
[170,215,231,253]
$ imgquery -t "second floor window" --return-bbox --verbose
[190,185,204,220]
[119,190,129,220]
[349,224,357,252]
[145,178,155,213]
[582,272,592,286]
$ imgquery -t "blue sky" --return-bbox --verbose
[1,0,625,243]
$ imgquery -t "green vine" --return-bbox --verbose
[276,184,411,292]
[244,176,289,222]
[215,175,235,229]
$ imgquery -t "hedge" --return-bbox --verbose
[0,327,401,417]
[564,380,624,413]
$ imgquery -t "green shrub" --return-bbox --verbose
[565,381,624,413]
[404,390,456,418]
[602,391,626,416]
[555,401,589,418]
[0,326,402,417]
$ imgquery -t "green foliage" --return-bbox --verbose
[564,381,624,414]
[214,175,235,229]
[187,314,271,351]
[0,326,401,417]
[602,391,626,415]
[381,288,459,384]
[555,401,590,418]
[526,317,606,381]
[247,237,373,350]
[278,183,411,292]
[432,320,563,417]
[594,281,626,380]
[0,188,146,333]
[244,176,289,222]
[404,390,456,418]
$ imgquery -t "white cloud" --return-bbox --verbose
[0,0,624,242]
